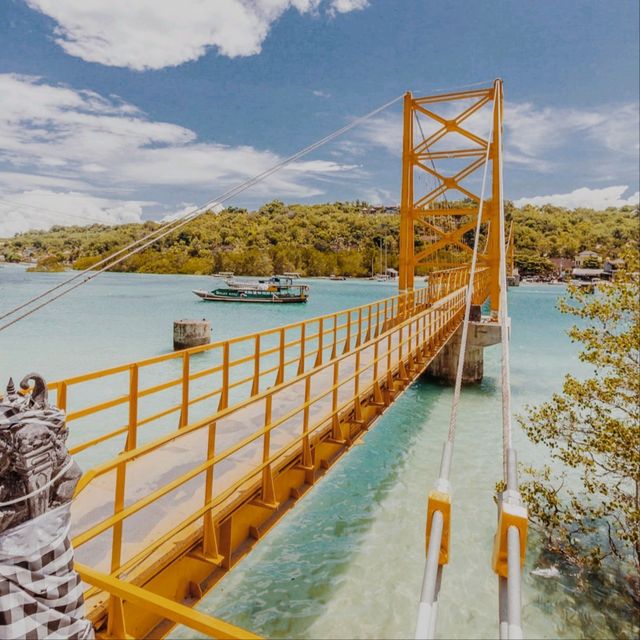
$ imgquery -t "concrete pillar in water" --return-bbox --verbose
[427,307,504,384]
[507,269,521,287]
[173,319,211,350]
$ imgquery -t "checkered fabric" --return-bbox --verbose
[0,504,93,640]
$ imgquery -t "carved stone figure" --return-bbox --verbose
[0,373,81,533]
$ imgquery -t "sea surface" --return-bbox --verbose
[0,265,634,639]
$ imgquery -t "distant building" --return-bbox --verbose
[571,267,610,282]
[364,205,400,215]
[603,258,625,276]
[575,250,601,267]
[549,257,574,277]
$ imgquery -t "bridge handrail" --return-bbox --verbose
[73,291,464,581]
[76,563,260,639]
[71,270,478,492]
[71,268,489,591]
[48,270,473,461]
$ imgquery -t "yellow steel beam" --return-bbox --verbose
[77,563,261,639]
[413,87,492,104]
[413,219,478,263]
[416,149,485,160]
[398,80,504,313]
[415,217,475,256]
[487,79,504,315]
[412,207,478,217]
[399,91,414,291]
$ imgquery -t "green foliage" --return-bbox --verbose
[512,204,637,258]
[0,200,636,277]
[514,253,554,276]
[26,255,66,272]
[519,249,640,593]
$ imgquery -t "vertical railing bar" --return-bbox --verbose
[179,351,190,428]
[251,334,260,396]
[218,343,229,411]
[297,322,307,375]
[57,381,68,412]
[276,328,285,384]
[127,364,139,450]
[315,317,324,367]
[331,314,338,360]
[343,310,352,354]
[202,419,219,560]
[331,360,341,440]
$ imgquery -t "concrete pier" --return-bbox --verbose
[507,268,520,287]
[427,312,504,384]
[173,319,211,350]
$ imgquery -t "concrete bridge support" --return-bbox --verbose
[427,311,504,384]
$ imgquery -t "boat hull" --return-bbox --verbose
[193,290,307,303]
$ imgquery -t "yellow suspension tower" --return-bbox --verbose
[399,79,504,317]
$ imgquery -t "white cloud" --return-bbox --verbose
[504,102,639,170]
[329,0,369,16]
[312,89,331,98]
[0,190,149,237]
[354,113,403,155]
[25,0,368,71]
[514,185,640,210]
[364,187,393,205]
[0,74,356,235]
[353,98,639,183]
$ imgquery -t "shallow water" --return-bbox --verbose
[0,266,633,638]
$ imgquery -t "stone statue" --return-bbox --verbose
[0,373,82,534]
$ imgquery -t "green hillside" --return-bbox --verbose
[1,200,637,277]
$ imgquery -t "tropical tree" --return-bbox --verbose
[520,249,640,595]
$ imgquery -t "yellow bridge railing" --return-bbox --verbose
[65,266,490,638]
[49,268,471,466]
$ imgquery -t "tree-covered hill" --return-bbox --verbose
[0,200,637,277]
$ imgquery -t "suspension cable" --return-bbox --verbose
[414,96,496,640]
[493,85,526,640]
[0,93,404,333]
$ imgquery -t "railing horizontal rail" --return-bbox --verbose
[67,266,489,638]
[71,269,489,585]
[55,284,458,461]
[76,563,260,640]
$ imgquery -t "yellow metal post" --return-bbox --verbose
[488,79,504,317]
[399,91,414,292]
[179,352,190,427]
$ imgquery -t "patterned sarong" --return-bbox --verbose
[0,504,93,640]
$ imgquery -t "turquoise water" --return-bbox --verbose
[0,265,400,380]
[0,266,633,638]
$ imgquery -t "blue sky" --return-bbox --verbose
[0,0,638,235]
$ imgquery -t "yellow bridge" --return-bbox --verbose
[37,81,522,639]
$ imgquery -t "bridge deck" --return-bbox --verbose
[57,268,490,638]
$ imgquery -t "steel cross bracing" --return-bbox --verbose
[399,80,504,317]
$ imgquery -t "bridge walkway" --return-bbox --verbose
[47,267,489,638]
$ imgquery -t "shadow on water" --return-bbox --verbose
[174,378,445,639]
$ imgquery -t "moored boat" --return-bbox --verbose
[193,276,309,303]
